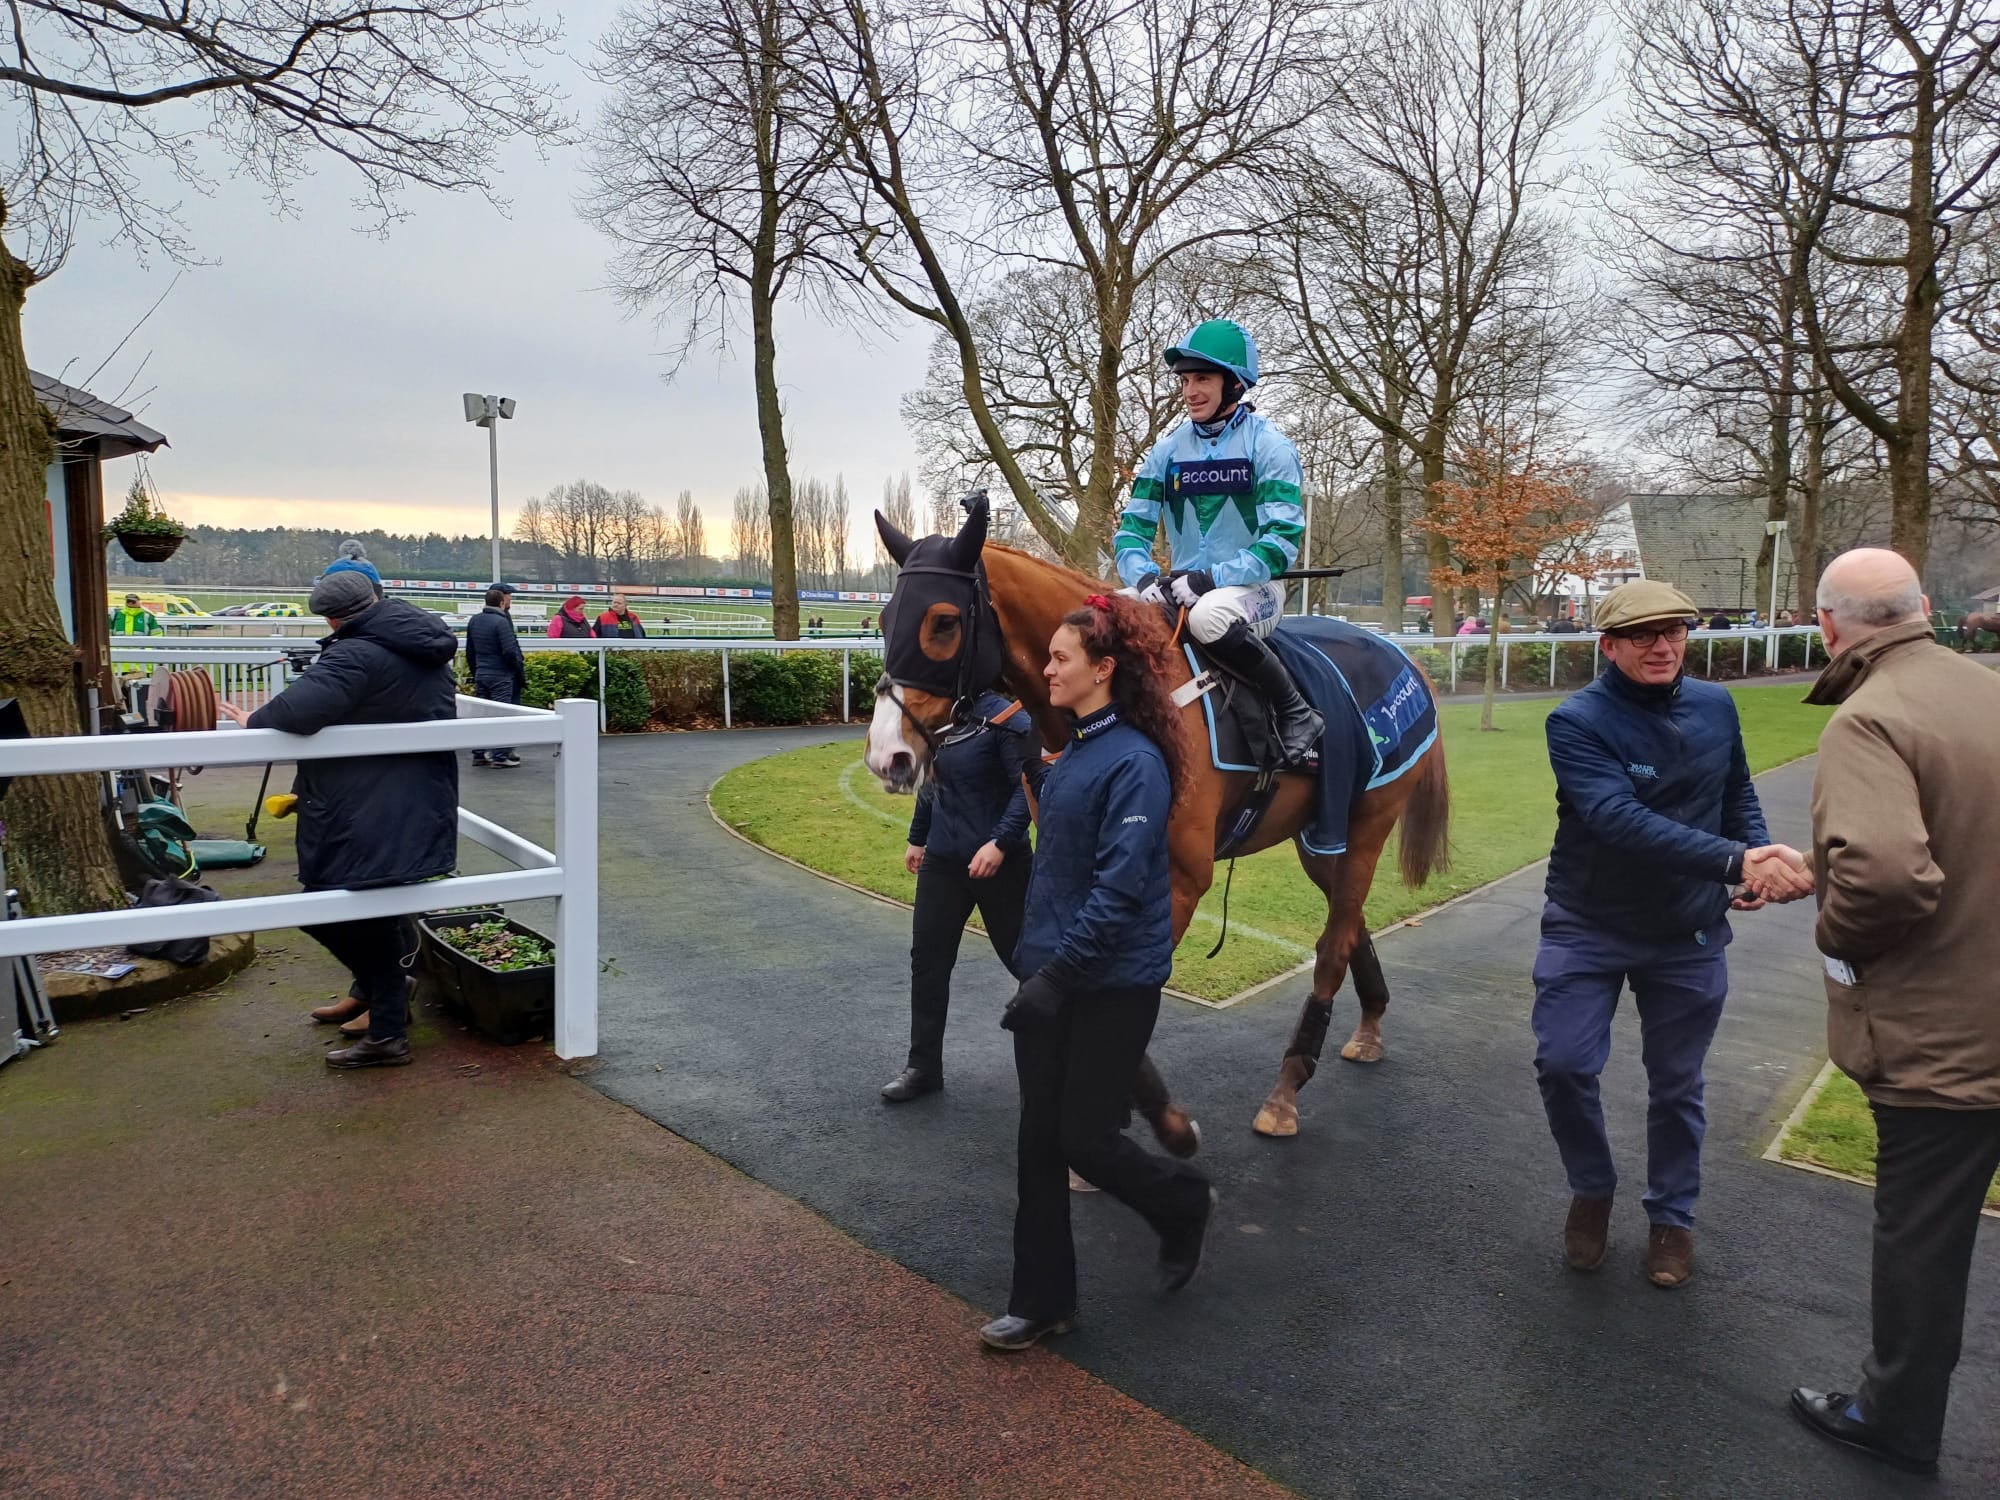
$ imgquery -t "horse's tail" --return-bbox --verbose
[1398,740,1451,889]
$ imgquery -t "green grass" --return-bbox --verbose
[1779,1067,2000,1209]
[709,684,1839,1001]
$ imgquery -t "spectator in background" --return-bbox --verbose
[1457,614,1484,636]
[1707,610,1733,630]
[216,571,459,1069]
[595,593,646,639]
[109,593,164,636]
[548,595,592,638]
[1776,608,1796,627]
[465,585,525,770]
[1550,615,1581,634]
[321,539,383,598]
[1790,548,2000,1477]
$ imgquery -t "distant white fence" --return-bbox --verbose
[112,625,1830,733]
[0,696,599,1060]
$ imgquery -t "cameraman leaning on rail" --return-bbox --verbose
[216,570,461,1069]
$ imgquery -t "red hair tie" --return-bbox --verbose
[1084,593,1113,611]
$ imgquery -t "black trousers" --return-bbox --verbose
[473,674,520,760]
[1858,1102,2000,1460]
[302,916,418,1041]
[1008,984,1212,1320]
[906,852,1030,1077]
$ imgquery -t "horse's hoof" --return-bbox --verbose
[1341,1037,1385,1064]
[1252,1100,1299,1138]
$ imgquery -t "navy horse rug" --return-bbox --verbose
[1184,616,1439,856]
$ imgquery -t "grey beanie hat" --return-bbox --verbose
[337,538,368,559]
[309,569,379,619]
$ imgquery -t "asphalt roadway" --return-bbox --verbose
[470,722,1999,1500]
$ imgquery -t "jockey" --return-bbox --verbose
[1115,319,1323,766]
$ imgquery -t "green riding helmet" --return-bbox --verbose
[1163,319,1260,388]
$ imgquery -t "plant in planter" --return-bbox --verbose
[102,477,190,563]
[416,909,554,1044]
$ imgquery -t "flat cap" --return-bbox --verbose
[308,569,379,619]
[1594,579,1699,631]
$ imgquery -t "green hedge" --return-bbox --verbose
[521,651,597,708]
[603,654,650,732]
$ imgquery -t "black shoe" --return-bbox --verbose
[496,754,522,767]
[1204,620,1323,768]
[326,1035,412,1069]
[880,1067,941,1102]
[1158,1187,1219,1294]
[1788,1388,1937,1475]
[471,755,491,767]
[978,1312,1075,1351]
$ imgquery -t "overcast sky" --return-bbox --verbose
[21,1,929,549]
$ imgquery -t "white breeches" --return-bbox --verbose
[1187,582,1285,643]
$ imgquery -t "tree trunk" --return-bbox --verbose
[1890,46,1941,577]
[1071,303,1126,575]
[1421,435,1451,640]
[0,224,123,915]
[1480,612,1501,731]
[1796,387,1828,620]
[1755,326,1798,615]
[749,263,798,641]
[1380,409,1404,632]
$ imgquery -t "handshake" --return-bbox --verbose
[1736,844,1814,909]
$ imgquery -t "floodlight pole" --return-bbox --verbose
[488,412,502,586]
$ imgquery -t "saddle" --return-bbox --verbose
[1180,618,1439,858]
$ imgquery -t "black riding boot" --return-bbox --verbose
[1207,619,1324,768]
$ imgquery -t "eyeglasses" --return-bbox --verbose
[1610,622,1690,648]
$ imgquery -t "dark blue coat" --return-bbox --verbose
[463,605,525,688]
[1014,705,1174,989]
[906,691,1042,860]
[1544,665,1768,938]
[249,599,460,891]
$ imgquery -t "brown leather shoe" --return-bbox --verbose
[338,1010,371,1037]
[1563,1195,1613,1271]
[1646,1224,1694,1287]
[310,990,366,1024]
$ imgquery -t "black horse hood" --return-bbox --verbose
[332,598,460,667]
[877,497,1003,701]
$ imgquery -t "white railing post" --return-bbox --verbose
[1449,639,1459,693]
[596,646,607,733]
[1550,639,1558,688]
[553,697,598,1060]
[1501,637,1510,689]
[843,649,851,723]
[721,648,732,728]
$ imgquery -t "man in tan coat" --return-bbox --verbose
[1789,547,2000,1477]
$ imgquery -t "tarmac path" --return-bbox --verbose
[472,722,1999,1500]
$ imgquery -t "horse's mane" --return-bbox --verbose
[981,542,1115,595]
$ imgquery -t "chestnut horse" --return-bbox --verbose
[1958,612,2000,648]
[864,504,1451,1138]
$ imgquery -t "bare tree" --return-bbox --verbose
[730,484,773,579]
[672,490,708,572]
[0,1,563,915]
[1622,0,2000,574]
[585,0,862,639]
[878,472,919,567]
[1260,0,1598,637]
[799,0,1331,565]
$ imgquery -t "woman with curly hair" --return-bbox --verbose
[979,593,1216,1351]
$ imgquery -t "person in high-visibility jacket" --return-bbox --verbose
[109,594,165,635]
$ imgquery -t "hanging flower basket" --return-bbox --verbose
[102,476,188,564]
[116,531,184,563]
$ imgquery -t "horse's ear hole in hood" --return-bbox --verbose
[948,495,988,572]
[876,509,915,566]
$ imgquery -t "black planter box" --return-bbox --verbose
[417,909,554,1045]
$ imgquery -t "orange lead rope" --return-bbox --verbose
[1170,604,1188,650]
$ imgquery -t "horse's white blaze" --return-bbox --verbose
[865,690,926,792]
